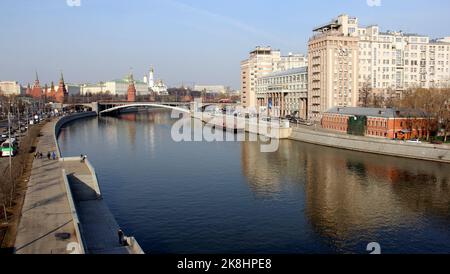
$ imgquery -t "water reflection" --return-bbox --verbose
[59,111,450,254]
[241,139,450,253]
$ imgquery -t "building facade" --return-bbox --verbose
[322,107,430,139]
[321,14,450,99]
[240,47,308,110]
[143,67,168,95]
[277,53,308,71]
[308,26,359,122]
[256,67,308,119]
[105,78,148,96]
[81,76,148,96]
[240,47,281,110]
[194,85,228,94]
[80,83,107,95]
[0,81,21,95]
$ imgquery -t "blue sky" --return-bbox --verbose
[1,0,450,89]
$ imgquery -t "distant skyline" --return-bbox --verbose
[1,0,450,89]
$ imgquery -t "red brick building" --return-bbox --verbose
[322,107,431,139]
[31,72,43,99]
[55,73,68,103]
[127,73,136,102]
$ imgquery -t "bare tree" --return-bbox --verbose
[358,80,371,107]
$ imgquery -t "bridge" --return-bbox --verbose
[97,101,192,116]
[62,101,194,116]
[63,101,238,116]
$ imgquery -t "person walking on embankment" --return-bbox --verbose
[118,229,125,245]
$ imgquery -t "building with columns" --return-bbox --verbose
[256,67,308,119]
[240,47,308,111]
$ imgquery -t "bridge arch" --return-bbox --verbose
[99,103,190,116]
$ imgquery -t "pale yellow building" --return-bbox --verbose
[322,14,450,98]
[307,25,359,121]
[240,47,281,110]
[256,67,308,119]
[0,81,21,96]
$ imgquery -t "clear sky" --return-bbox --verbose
[1,0,450,89]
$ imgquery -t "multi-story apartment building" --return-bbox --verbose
[323,14,450,98]
[277,53,308,71]
[240,47,309,110]
[240,47,281,109]
[256,67,308,119]
[307,25,359,122]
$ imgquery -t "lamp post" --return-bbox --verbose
[8,104,13,207]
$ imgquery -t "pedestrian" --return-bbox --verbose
[39,152,43,159]
[80,154,84,163]
[34,151,39,159]
[47,151,51,160]
[52,151,56,160]
[118,229,124,246]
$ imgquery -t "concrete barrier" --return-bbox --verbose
[54,112,144,254]
[54,112,97,158]
[60,157,103,199]
[84,158,102,198]
[125,237,145,254]
[61,169,87,254]
[290,127,450,163]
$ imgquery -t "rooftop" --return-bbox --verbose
[262,66,308,78]
[325,107,429,118]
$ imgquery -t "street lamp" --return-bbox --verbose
[7,101,13,207]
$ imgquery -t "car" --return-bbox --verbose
[406,139,422,144]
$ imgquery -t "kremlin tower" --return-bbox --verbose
[55,72,68,104]
[31,72,43,99]
[49,81,56,99]
[127,73,136,102]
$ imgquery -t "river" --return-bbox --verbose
[58,110,450,254]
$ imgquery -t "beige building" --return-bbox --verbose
[307,25,359,121]
[256,67,308,119]
[194,85,227,94]
[81,77,149,96]
[323,14,450,98]
[240,47,281,110]
[278,53,308,71]
[240,47,308,110]
[0,81,21,96]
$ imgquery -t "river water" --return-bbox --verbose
[58,110,450,254]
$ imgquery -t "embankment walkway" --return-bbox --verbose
[15,113,143,254]
[15,120,79,254]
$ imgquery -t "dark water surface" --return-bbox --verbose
[58,110,450,254]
